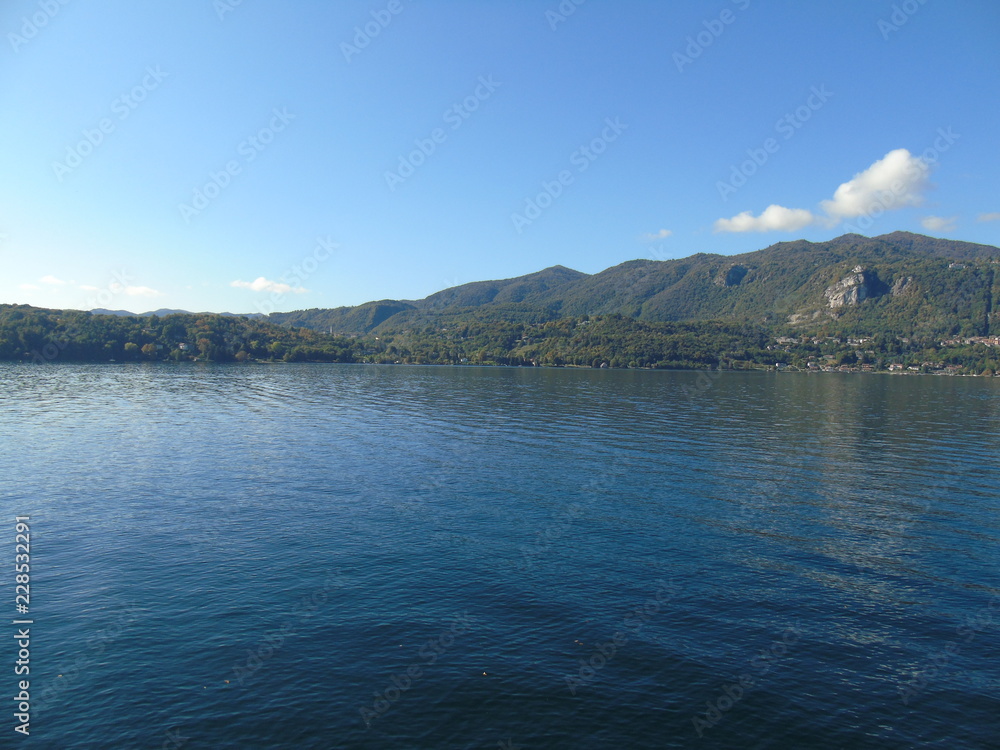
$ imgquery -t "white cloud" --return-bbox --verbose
[714,204,816,233]
[78,284,100,292]
[40,275,67,285]
[713,148,936,234]
[124,286,164,298]
[820,148,929,220]
[641,229,673,241]
[978,212,1000,222]
[19,283,40,291]
[920,215,957,232]
[231,277,308,294]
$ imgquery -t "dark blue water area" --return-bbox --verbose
[1,363,998,749]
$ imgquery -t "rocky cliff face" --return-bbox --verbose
[891,276,914,296]
[824,266,888,308]
[714,264,749,287]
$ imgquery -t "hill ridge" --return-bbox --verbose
[269,232,1000,337]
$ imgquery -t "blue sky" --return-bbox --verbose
[2,0,998,313]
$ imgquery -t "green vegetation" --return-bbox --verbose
[360,312,772,369]
[4,233,1000,375]
[3,304,997,375]
[0,306,356,364]
[269,232,1000,340]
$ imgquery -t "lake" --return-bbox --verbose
[2,363,999,748]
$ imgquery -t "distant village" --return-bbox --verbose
[769,334,1000,375]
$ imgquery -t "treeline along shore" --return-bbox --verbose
[2,305,998,376]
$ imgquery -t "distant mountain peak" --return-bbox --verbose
[538,264,586,275]
[876,230,931,241]
[89,308,261,318]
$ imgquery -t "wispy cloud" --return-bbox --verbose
[714,148,933,233]
[640,229,673,241]
[40,275,68,285]
[977,212,1000,222]
[124,286,164,298]
[920,215,957,232]
[231,277,308,294]
[19,283,40,291]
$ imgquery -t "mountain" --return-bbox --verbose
[420,265,587,309]
[268,300,417,335]
[269,233,1000,338]
[268,265,587,334]
[90,308,262,318]
[7,231,1000,373]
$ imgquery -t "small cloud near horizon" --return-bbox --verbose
[231,277,308,294]
[978,212,1000,222]
[640,229,673,241]
[714,148,931,233]
[124,286,164,298]
[19,283,40,291]
[40,275,68,285]
[921,215,957,232]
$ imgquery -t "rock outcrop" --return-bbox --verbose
[891,276,914,296]
[824,266,888,308]
[715,264,749,287]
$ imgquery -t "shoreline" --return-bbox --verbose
[3,358,998,378]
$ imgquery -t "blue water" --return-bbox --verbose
[2,363,999,749]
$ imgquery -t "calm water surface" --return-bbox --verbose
[1,363,998,749]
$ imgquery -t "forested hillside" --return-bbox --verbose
[269,232,1000,339]
[4,233,999,374]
